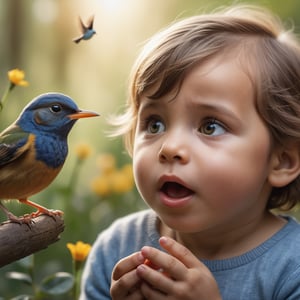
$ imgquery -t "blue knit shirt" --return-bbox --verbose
[80,210,300,299]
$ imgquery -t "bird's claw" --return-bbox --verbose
[1,209,63,226]
[1,213,35,226]
[30,209,64,220]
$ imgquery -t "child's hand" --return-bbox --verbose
[110,251,145,299]
[136,236,222,300]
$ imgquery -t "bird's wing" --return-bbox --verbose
[0,125,34,166]
[87,15,94,30]
[79,17,88,32]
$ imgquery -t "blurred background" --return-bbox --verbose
[1,0,300,298]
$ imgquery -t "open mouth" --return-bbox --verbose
[160,182,194,199]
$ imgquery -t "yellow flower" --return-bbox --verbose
[75,142,93,160]
[111,168,134,194]
[7,68,29,87]
[90,175,111,196]
[96,153,116,175]
[67,241,91,262]
[121,164,134,182]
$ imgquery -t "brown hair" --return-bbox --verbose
[112,5,300,210]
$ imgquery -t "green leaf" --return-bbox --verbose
[40,272,74,295]
[17,255,34,269]
[10,295,33,300]
[6,272,32,285]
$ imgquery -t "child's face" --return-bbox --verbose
[133,55,275,233]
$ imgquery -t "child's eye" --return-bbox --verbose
[199,119,226,136]
[146,118,165,134]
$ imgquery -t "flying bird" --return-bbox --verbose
[0,93,99,223]
[73,15,96,43]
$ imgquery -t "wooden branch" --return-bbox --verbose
[0,214,65,267]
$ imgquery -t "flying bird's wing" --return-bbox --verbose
[87,15,95,30]
[79,17,88,33]
[0,125,33,166]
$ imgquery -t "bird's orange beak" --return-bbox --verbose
[68,110,100,120]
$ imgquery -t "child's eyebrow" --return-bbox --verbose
[138,98,162,111]
[194,103,242,122]
[198,102,246,128]
[139,97,243,125]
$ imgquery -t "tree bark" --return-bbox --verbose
[0,215,65,267]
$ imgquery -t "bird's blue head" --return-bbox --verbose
[16,93,99,138]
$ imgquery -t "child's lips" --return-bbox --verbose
[161,182,194,199]
[158,175,194,207]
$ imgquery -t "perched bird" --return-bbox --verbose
[73,15,96,44]
[0,93,99,223]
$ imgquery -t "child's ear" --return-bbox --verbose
[268,145,300,188]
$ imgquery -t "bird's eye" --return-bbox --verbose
[50,104,62,113]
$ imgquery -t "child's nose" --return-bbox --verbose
[158,135,190,164]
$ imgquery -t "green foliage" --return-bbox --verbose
[6,268,75,299]
[6,272,33,286]
[40,272,74,296]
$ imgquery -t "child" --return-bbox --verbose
[81,4,300,299]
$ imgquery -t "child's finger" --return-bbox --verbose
[110,261,143,300]
[111,268,143,299]
[159,236,202,268]
[137,262,174,294]
[140,245,188,281]
[112,251,145,280]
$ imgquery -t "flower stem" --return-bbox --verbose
[72,259,77,298]
[72,260,82,299]
[66,158,84,201]
[0,83,14,112]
